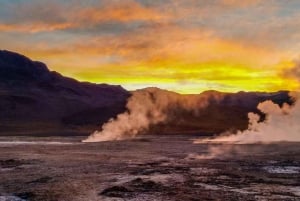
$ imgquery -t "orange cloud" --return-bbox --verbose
[76,1,168,23]
[16,22,297,94]
[221,0,262,7]
[1,0,299,93]
[0,1,168,33]
[0,22,73,33]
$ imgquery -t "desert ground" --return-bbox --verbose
[0,135,299,201]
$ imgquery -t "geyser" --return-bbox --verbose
[83,87,223,142]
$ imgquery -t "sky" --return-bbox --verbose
[1,0,300,93]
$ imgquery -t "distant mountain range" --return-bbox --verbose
[0,50,291,136]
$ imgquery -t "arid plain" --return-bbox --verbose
[0,136,299,201]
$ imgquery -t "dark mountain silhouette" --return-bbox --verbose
[0,50,130,136]
[0,50,291,136]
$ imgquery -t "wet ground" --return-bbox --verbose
[0,135,299,201]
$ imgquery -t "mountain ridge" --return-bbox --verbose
[0,50,130,136]
[0,50,292,136]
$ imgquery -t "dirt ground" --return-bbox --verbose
[0,135,299,201]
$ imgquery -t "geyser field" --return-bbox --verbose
[0,136,300,201]
[1,67,300,200]
[2,0,300,199]
[1,90,300,201]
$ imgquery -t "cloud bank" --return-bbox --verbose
[1,0,300,93]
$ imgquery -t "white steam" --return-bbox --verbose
[195,93,300,144]
[83,88,223,142]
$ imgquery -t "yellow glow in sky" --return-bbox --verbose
[1,0,300,93]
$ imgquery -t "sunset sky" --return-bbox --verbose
[1,0,300,93]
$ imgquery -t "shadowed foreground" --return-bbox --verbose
[0,136,299,201]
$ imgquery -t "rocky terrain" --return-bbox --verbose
[0,136,299,201]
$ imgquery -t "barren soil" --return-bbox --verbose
[0,135,299,201]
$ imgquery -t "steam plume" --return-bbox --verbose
[194,93,299,144]
[83,88,223,142]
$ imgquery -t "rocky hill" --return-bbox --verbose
[0,50,130,136]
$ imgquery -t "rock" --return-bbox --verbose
[100,186,132,197]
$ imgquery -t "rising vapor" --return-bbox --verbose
[83,88,223,142]
[195,94,299,144]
